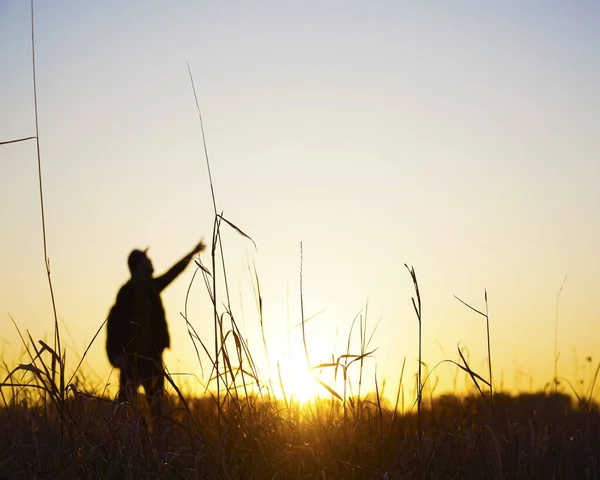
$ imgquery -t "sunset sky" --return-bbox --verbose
[1,2,599,402]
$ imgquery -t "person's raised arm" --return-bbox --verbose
[154,239,206,292]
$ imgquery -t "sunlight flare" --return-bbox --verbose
[276,357,326,404]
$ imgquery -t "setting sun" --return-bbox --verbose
[274,357,327,405]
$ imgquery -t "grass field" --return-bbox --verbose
[1,374,598,479]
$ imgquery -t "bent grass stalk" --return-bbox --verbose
[454,291,494,410]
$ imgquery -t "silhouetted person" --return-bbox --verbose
[106,239,205,413]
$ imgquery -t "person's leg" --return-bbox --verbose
[116,356,138,403]
[139,356,165,417]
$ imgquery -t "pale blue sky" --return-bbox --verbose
[1,1,599,399]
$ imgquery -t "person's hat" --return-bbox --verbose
[128,248,149,273]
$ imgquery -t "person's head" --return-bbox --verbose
[128,248,154,280]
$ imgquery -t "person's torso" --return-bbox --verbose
[126,279,166,356]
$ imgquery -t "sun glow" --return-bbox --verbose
[276,357,327,405]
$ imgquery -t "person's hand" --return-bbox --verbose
[191,239,206,255]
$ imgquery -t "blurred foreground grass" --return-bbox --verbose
[1,382,598,479]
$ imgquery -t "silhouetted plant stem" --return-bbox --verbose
[484,290,493,409]
[554,275,567,394]
[30,0,65,444]
[405,264,422,474]
[454,292,494,410]
[0,136,36,145]
[300,242,309,368]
